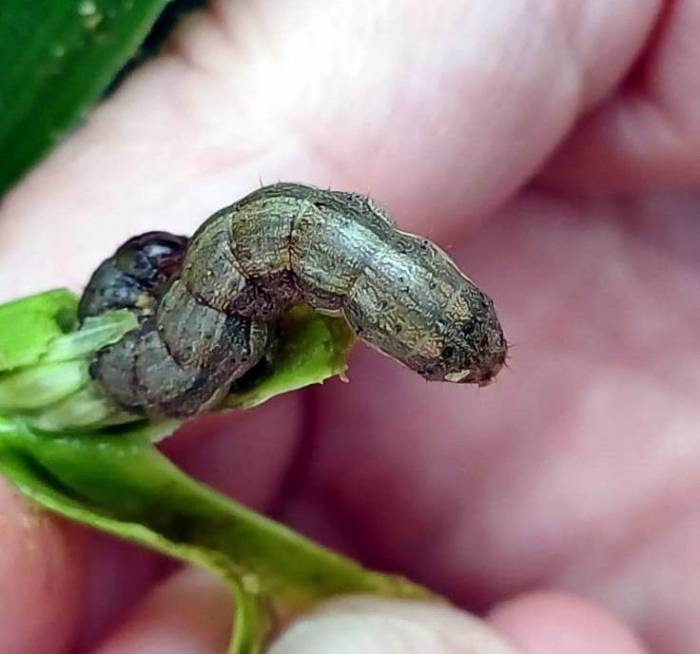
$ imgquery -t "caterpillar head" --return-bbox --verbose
[418,290,507,387]
[78,231,189,320]
[113,231,189,286]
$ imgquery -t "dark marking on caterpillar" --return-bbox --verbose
[80,183,507,418]
[79,231,189,318]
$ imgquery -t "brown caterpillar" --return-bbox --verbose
[80,183,507,417]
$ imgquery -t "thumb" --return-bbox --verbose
[271,594,649,654]
[271,597,520,654]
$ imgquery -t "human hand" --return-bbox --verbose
[0,1,697,653]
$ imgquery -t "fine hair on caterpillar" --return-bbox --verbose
[79,183,507,417]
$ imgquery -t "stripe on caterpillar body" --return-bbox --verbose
[81,183,507,418]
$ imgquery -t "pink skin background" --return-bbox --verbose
[0,1,698,652]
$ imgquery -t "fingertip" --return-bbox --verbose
[270,596,521,654]
[488,590,649,654]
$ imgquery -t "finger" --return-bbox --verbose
[271,596,522,654]
[489,591,649,654]
[270,594,647,654]
[92,567,232,654]
[0,479,84,654]
[541,0,700,190]
[0,0,657,300]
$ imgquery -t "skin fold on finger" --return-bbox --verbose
[0,479,84,654]
[541,0,700,190]
[0,0,658,301]
[488,591,650,654]
[92,567,232,654]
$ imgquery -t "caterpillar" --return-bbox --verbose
[79,183,507,418]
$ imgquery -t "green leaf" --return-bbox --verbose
[0,294,140,430]
[0,289,78,370]
[42,311,139,363]
[0,360,89,410]
[226,305,355,410]
[0,417,435,653]
[0,0,171,193]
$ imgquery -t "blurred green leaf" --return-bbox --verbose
[0,291,140,430]
[0,289,78,369]
[0,0,171,193]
